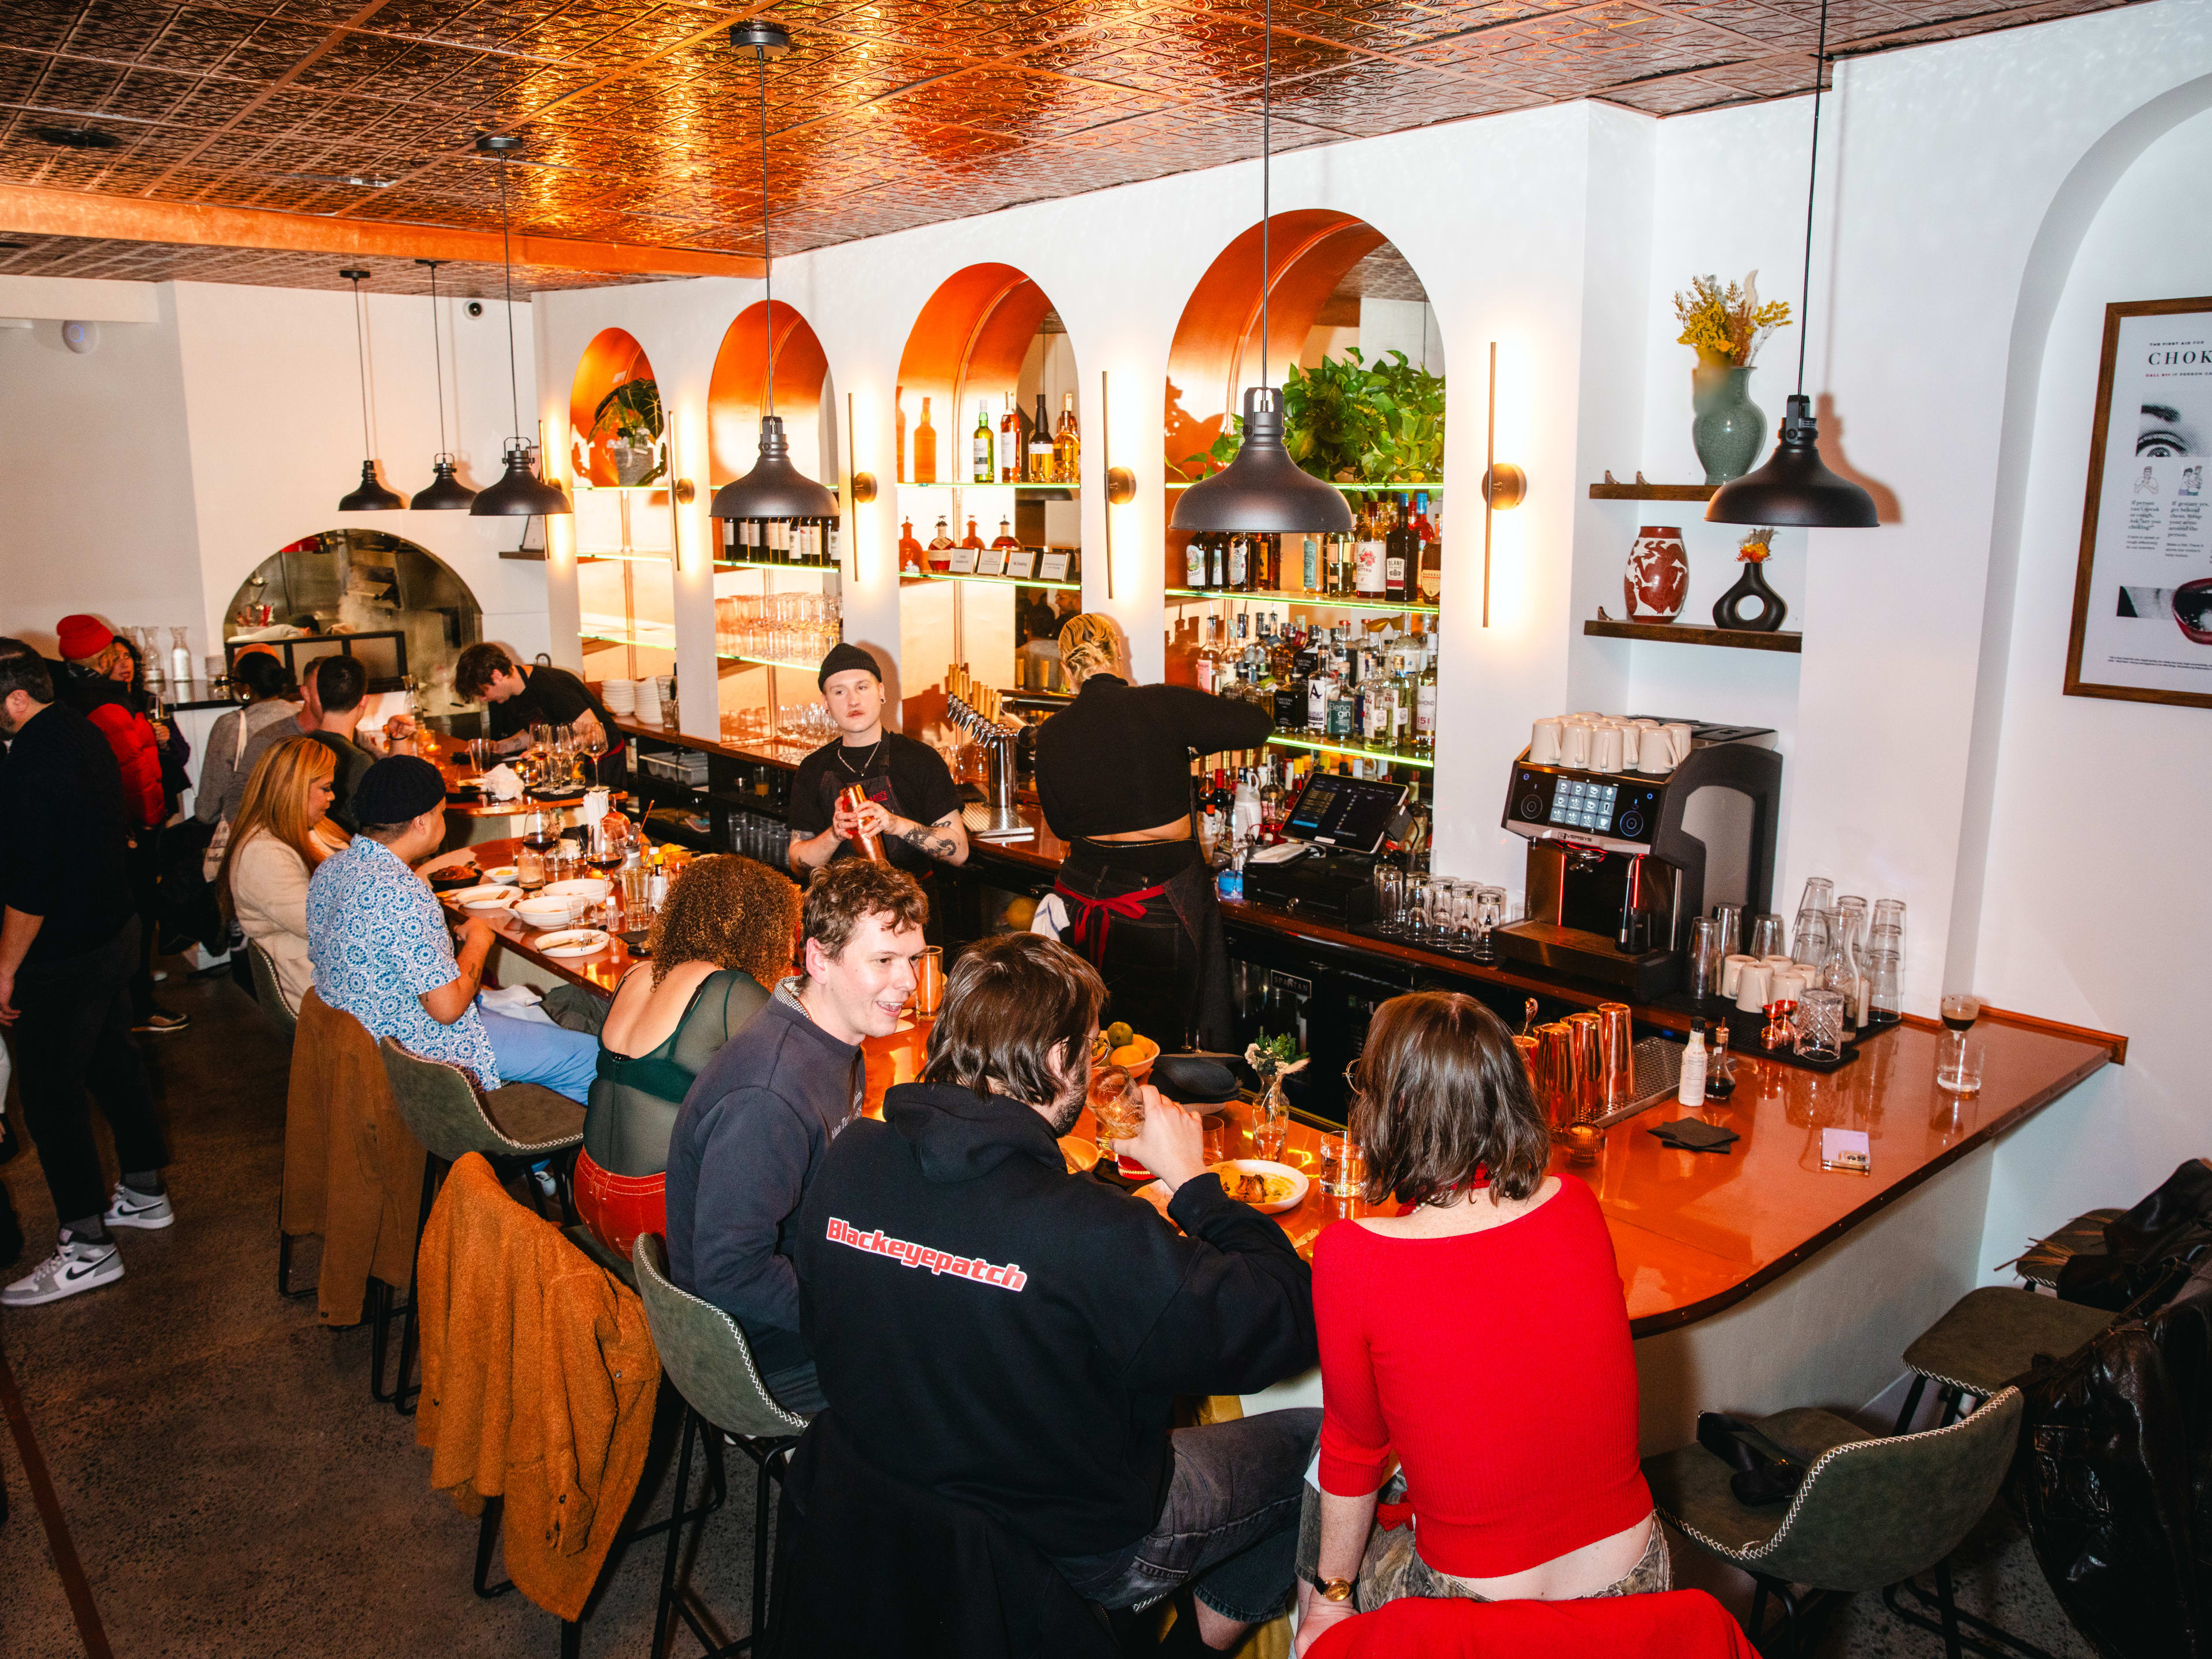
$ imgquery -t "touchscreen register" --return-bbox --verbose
[1282,774,1408,854]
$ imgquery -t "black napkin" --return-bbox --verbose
[1650,1117,1740,1153]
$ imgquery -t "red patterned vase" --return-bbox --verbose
[1624,526,1689,622]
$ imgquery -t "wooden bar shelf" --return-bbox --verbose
[1584,619,1802,654]
[1588,472,1716,502]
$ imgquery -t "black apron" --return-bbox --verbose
[1052,839,1233,1054]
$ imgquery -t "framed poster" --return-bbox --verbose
[2066,296,2212,708]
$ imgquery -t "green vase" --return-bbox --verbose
[1691,365,1767,486]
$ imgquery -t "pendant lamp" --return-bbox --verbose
[710,21,839,526]
[411,259,477,510]
[337,268,407,511]
[470,134,570,518]
[1706,0,1876,529]
[1171,0,1349,537]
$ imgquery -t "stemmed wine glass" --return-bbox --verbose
[1937,993,1982,1093]
[577,717,610,785]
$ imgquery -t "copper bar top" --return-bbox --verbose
[440,830,2116,1339]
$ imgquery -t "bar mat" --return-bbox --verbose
[1650,993,1887,1074]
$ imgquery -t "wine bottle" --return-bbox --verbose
[914,396,937,485]
[999,393,1020,483]
[1027,392,1053,484]
[1054,391,1080,484]
[972,402,993,483]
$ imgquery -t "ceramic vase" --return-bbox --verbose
[1624,526,1690,622]
[1713,559,1788,631]
[1692,363,1767,486]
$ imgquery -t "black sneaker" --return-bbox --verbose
[132,1010,190,1035]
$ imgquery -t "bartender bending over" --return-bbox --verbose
[790,644,969,888]
[1032,613,1269,1052]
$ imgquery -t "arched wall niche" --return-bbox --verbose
[709,300,833,486]
[895,262,1064,483]
[569,327,664,487]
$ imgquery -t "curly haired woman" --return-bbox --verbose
[574,854,800,1256]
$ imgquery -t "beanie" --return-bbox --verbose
[56,615,115,662]
[817,642,882,692]
[351,756,446,828]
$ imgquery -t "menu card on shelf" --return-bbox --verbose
[1039,550,1071,582]
[948,547,980,574]
[1006,548,1038,579]
[979,548,1008,576]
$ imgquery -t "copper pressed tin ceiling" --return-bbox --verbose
[0,0,2150,296]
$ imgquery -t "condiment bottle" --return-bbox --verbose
[1676,1019,1708,1108]
[1703,1023,1737,1103]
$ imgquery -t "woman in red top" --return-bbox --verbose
[1296,993,1664,1654]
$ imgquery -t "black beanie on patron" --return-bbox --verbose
[352,755,446,827]
[817,642,882,691]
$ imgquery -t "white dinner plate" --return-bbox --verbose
[452,885,521,910]
[535,929,611,959]
[545,877,611,901]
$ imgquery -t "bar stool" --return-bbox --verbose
[1891,1286,2112,1434]
[2013,1208,2126,1292]
[248,942,317,1300]
[632,1232,809,1657]
[377,1039,585,1415]
[1643,1389,2024,1659]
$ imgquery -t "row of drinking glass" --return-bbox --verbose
[1373,868,1511,962]
[1686,885,1908,1029]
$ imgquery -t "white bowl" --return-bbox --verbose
[544,877,611,902]
[516,897,584,929]
[1207,1160,1311,1214]
[453,885,521,910]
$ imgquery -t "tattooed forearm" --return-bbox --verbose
[899,821,962,860]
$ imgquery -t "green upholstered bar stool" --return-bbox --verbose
[1644,1389,2024,1659]
[633,1232,810,1658]
[1891,1286,2113,1435]
[2013,1209,2125,1291]
[376,1039,586,1414]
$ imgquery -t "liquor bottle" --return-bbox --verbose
[1185,535,1206,592]
[972,402,994,483]
[1194,615,1219,694]
[926,515,955,573]
[1414,645,1437,760]
[1354,502,1387,597]
[914,396,937,485]
[960,517,985,552]
[999,393,1020,483]
[1414,491,1442,605]
[1301,536,1320,596]
[1027,392,1053,483]
[1228,533,1248,592]
[1054,391,1080,484]
[1384,497,1411,604]
[895,384,907,484]
[898,517,924,576]
[991,517,1020,551]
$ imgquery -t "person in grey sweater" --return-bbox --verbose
[662,858,930,1412]
[194,653,302,835]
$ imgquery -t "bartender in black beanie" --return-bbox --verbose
[789,644,968,887]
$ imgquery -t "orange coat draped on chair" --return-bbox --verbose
[282,988,429,1325]
[412,1153,661,1623]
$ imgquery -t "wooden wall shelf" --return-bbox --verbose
[1588,472,1715,502]
[1584,619,1801,653]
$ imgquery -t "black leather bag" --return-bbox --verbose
[2060,1160,2212,1313]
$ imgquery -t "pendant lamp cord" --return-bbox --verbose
[1794,0,1829,397]
[349,274,373,457]
[760,45,774,418]
[496,151,524,448]
[1259,0,1271,398]
[425,260,450,459]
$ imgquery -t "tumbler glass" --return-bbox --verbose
[1564,1012,1603,1122]
[1373,863,1403,937]
[1791,907,1832,969]
[1710,903,1744,960]
[1406,874,1435,945]
[1687,918,1725,1001]
[1471,887,1506,965]
[1865,943,1903,1027]
[1748,912,1786,959]
[1795,988,1847,1062]
[1319,1131,1365,1199]
[1532,1022,1576,1131]
[1872,899,1906,979]
[1595,1002,1635,1111]
[913,946,945,1018]
[1797,876,1835,918]
[1090,1064,1142,1153]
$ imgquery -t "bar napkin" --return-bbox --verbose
[483,763,525,801]
[1649,1118,1740,1153]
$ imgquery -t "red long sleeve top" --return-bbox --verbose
[1313,1176,1651,1578]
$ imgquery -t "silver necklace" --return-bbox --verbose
[836,736,884,775]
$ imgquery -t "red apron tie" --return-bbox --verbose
[1052,878,1169,969]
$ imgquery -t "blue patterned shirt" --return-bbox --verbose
[307,835,499,1090]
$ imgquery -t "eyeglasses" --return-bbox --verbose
[1343,1058,1363,1097]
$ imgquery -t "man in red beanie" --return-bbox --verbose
[54,615,185,1034]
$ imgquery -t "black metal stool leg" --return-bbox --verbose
[394,1154,445,1416]
[751,1446,774,1642]
[369,1280,396,1403]
[1749,1577,1770,1650]
[654,1408,699,1659]
[1892,1373,1928,1435]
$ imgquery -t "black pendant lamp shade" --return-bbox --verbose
[337,268,407,511]
[471,133,569,518]
[1172,387,1351,535]
[411,259,477,510]
[1706,395,1876,527]
[709,18,839,528]
[1703,0,1875,532]
[474,435,572,516]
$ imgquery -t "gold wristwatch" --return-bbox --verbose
[1304,1573,1356,1605]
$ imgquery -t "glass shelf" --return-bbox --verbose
[581,622,677,652]
[576,550,675,565]
[1167,588,1440,618]
[1266,733,1435,770]
[718,653,828,674]
[1165,480,1443,493]
[714,557,840,574]
[918,569,1081,593]
[896,481,1076,495]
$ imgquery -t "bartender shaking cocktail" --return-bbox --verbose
[1033,613,1268,1051]
[790,643,969,881]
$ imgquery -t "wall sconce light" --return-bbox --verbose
[1480,342,1526,626]
[851,472,879,505]
[672,478,696,505]
[1105,466,1136,506]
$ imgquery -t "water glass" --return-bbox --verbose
[1798,876,1835,917]
[1710,903,1744,959]
[1687,918,1725,1000]
[1471,887,1506,965]
[1318,1131,1364,1199]
[1532,1022,1576,1130]
[1791,907,1832,969]
[1872,899,1906,978]
[1795,988,1847,1062]
[1372,864,1403,936]
[1090,1063,1142,1152]
[1937,1036,1984,1094]
[1406,874,1435,944]
[913,946,945,1018]
[1748,912,1786,958]
[1865,944,1902,1026]
[1564,1012,1602,1121]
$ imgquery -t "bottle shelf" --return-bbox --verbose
[1265,733,1435,770]
[576,550,675,565]
[1586,472,1717,502]
[1168,588,1440,618]
[717,653,829,673]
[1166,479,1444,494]
[895,481,1077,498]
[915,569,1081,593]
[1582,619,1802,654]
[581,623,677,652]
[713,557,840,575]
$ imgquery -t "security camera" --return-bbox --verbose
[465,300,484,319]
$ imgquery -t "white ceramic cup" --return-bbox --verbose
[1769,967,1805,1005]
[1734,961,1773,1013]
[1665,722,1695,764]
[1638,725,1675,772]
[1592,724,1626,774]
[1619,723,1642,767]
[1561,721,1593,769]
[1721,953,1757,997]
[1530,718,1563,764]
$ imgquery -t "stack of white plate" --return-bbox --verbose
[632,677,662,724]
[600,678,637,716]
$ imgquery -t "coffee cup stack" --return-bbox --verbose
[1527,714,1692,774]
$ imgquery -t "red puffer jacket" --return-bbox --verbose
[59,663,164,830]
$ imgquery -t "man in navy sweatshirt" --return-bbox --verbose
[793,932,1320,1652]
[663,858,929,1412]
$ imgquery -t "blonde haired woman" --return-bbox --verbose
[1031,612,1268,1050]
[217,737,339,1016]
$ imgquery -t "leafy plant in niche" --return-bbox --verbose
[591,377,666,484]
[1191,349,1445,483]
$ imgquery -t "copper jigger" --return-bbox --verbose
[1564,1012,1603,1123]
[1595,1002,1635,1110]
[1532,1021,1577,1132]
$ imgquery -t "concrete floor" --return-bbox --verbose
[0,963,2096,1658]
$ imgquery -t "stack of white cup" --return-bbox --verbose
[1528,715,1693,774]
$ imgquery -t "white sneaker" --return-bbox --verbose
[1,1233,124,1306]
[104,1183,175,1230]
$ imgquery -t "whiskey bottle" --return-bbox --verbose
[1185,535,1207,592]
[898,517,924,576]
[960,517,985,553]
[999,394,1020,483]
[1414,491,1442,605]
[914,396,937,486]
[1054,391,1080,484]
[926,515,955,573]
[1027,393,1054,484]
[972,402,993,484]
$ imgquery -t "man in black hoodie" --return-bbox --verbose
[794,932,1319,1651]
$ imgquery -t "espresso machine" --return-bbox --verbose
[1497,719,1782,998]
